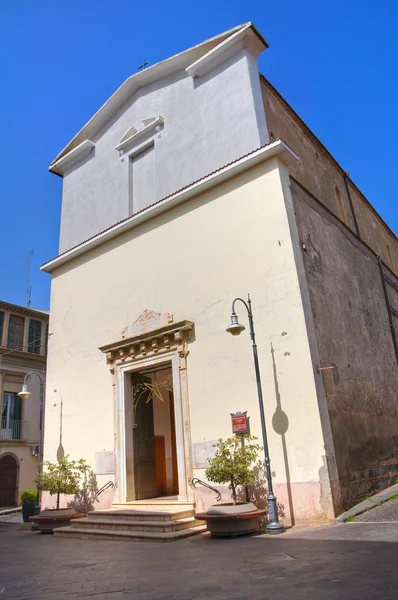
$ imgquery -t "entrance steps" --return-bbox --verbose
[54,504,206,542]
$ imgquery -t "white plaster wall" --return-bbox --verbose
[44,158,332,522]
[59,48,268,253]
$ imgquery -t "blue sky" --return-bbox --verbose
[1,0,397,310]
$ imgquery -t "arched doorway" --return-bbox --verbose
[0,454,19,507]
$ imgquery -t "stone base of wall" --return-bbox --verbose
[193,480,334,527]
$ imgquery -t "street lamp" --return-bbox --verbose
[227,294,284,535]
[18,371,45,503]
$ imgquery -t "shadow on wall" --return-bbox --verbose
[67,471,98,515]
[236,461,286,521]
[270,342,295,525]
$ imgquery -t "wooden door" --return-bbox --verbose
[155,436,166,496]
[0,455,18,507]
[132,373,157,500]
[169,391,179,495]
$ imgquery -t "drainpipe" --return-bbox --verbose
[343,172,360,238]
[378,256,398,365]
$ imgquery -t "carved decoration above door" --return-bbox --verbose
[99,320,194,374]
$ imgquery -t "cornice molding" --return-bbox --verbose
[186,23,267,79]
[100,320,194,374]
[50,139,95,176]
[0,347,47,362]
[0,302,49,321]
[41,139,299,273]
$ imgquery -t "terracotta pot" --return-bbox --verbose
[195,503,267,537]
[30,508,85,533]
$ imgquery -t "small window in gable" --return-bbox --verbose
[129,144,156,215]
[118,117,163,217]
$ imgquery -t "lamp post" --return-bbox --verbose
[226,294,284,535]
[18,371,45,503]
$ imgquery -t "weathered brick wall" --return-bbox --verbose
[260,76,398,275]
[292,179,398,509]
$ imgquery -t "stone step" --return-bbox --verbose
[70,516,205,533]
[54,524,207,542]
[87,508,194,522]
[113,502,194,511]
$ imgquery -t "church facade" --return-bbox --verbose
[41,23,398,524]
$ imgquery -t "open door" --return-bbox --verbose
[132,373,157,500]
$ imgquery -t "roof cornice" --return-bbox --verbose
[0,301,49,320]
[41,139,298,274]
[186,23,267,79]
[50,139,95,176]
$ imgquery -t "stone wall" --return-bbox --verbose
[260,76,398,275]
[291,178,398,508]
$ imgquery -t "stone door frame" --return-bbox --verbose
[100,320,194,503]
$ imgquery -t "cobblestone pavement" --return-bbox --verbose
[1,520,398,599]
[0,512,22,524]
[355,498,398,522]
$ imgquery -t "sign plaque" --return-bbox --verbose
[231,411,249,434]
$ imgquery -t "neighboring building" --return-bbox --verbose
[0,301,48,507]
[41,22,397,525]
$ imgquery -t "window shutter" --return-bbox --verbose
[28,319,42,354]
[7,315,24,349]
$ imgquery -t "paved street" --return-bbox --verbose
[1,518,398,600]
[355,498,398,522]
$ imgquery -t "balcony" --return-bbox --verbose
[0,419,24,441]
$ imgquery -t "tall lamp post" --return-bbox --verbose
[226,294,284,535]
[18,371,45,502]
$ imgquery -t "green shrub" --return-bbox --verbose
[37,455,90,509]
[21,490,37,503]
[205,435,262,504]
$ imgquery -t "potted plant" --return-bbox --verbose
[31,455,90,533]
[194,435,267,536]
[21,490,40,523]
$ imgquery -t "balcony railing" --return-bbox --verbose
[1,419,24,440]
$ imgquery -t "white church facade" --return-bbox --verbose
[41,22,398,526]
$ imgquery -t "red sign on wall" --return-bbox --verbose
[231,412,248,434]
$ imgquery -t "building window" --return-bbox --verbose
[129,144,156,215]
[0,311,4,346]
[1,393,22,440]
[7,314,24,350]
[28,319,42,354]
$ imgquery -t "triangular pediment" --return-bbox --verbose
[116,116,164,153]
[119,126,137,145]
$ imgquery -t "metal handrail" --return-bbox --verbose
[95,481,115,502]
[191,477,221,501]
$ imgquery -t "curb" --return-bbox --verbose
[336,483,398,523]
